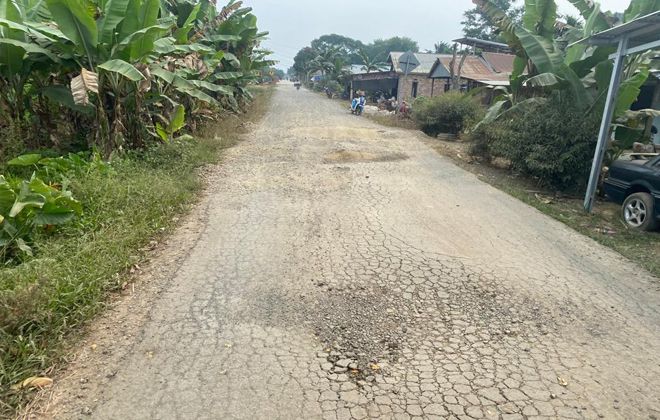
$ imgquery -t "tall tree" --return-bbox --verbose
[293,47,319,78]
[462,0,523,41]
[366,37,419,61]
[311,34,363,64]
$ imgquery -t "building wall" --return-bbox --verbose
[397,74,449,101]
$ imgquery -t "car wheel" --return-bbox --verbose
[622,192,658,231]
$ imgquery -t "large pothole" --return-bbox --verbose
[323,149,409,164]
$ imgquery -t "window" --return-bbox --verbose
[444,83,450,93]
[411,81,418,98]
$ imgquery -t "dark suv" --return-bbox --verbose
[603,154,660,231]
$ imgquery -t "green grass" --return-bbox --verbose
[0,86,274,415]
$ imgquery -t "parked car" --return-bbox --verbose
[603,153,660,231]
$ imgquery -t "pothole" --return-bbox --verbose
[323,149,409,164]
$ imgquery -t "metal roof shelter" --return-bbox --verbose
[578,11,660,212]
[453,37,512,54]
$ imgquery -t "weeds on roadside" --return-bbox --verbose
[0,87,274,416]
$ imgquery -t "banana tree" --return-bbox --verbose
[0,0,271,156]
[0,0,63,123]
[473,0,655,126]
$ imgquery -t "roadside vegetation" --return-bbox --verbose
[362,0,659,275]
[0,0,274,414]
[0,87,273,414]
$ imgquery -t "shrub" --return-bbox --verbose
[469,94,600,191]
[412,92,483,137]
[313,79,343,94]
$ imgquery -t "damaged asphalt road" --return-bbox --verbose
[42,85,660,420]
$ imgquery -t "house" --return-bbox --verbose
[388,52,448,100]
[348,48,518,101]
[427,53,513,94]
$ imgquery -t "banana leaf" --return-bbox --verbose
[115,22,172,61]
[522,0,557,38]
[624,0,660,21]
[99,0,131,44]
[98,59,145,81]
[189,79,233,95]
[46,0,97,61]
[614,66,650,118]
[0,38,60,62]
[119,0,160,41]
[514,26,563,74]
[524,72,563,87]
[0,0,25,74]
[151,66,218,105]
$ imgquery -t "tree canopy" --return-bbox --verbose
[291,34,421,81]
[462,0,523,41]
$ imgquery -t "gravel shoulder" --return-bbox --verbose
[31,84,660,420]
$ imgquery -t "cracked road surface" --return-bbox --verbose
[47,85,660,420]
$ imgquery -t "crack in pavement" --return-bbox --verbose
[41,84,660,420]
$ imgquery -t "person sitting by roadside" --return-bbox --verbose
[351,97,360,113]
[358,92,367,109]
[398,100,410,117]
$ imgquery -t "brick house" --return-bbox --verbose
[389,52,513,101]
[349,50,516,102]
[388,52,448,101]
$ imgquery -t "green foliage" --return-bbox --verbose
[7,152,113,183]
[156,104,187,142]
[366,37,419,61]
[412,92,483,137]
[0,174,82,261]
[470,94,601,190]
[0,88,273,414]
[472,0,654,173]
[462,0,523,41]
[313,79,342,94]
[434,41,453,54]
[291,35,419,84]
[0,0,272,156]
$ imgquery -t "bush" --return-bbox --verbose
[313,79,343,94]
[469,94,600,191]
[412,92,483,137]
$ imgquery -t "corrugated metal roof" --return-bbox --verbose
[453,37,512,53]
[481,52,516,74]
[578,10,660,46]
[346,64,389,75]
[389,52,452,74]
[436,55,510,82]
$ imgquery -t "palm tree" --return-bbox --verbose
[357,49,386,73]
[434,42,453,54]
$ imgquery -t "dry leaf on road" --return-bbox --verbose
[11,376,53,390]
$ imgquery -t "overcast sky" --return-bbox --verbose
[241,0,633,70]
